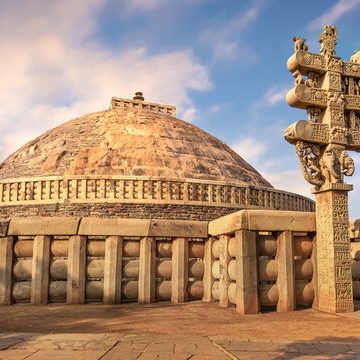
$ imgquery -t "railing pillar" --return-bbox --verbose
[31,235,51,304]
[219,234,230,307]
[235,230,259,314]
[138,237,156,304]
[171,238,189,303]
[276,231,295,312]
[67,235,86,304]
[0,236,13,304]
[203,237,215,302]
[104,236,123,304]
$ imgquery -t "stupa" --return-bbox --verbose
[0,92,316,308]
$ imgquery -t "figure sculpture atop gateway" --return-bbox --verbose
[284,25,360,313]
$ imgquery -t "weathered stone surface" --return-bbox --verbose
[0,108,272,186]
[78,218,150,236]
[0,219,9,236]
[149,219,207,238]
[8,217,80,236]
[208,209,316,235]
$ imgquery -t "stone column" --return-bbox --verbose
[0,237,13,305]
[171,237,188,303]
[234,230,259,314]
[138,237,156,304]
[276,231,295,312]
[67,235,87,304]
[313,183,354,313]
[103,236,123,304]
[219,234,230,307]
[203,237,215,302]
[31,235,51,304]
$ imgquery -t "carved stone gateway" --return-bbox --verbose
[285,25,360,313]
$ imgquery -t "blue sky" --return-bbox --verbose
[1,0,360,216]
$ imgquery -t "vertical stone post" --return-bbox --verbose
[219,234,230,307]
[235,230,259,314]
[67,235,86,304]
[171,237,189,303]
[31,235,51,304]
[276,231,295,312]
[314,184,354,313]
[203,237,215,302]
[0,237,13,305]
[311,235,319,310]
[103,236,123,304]
[138,237,156,304]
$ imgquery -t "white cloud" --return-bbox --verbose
[262,169,313,198]
[0,1,211,161]
[122,0,205,13]
[231,137,267,163]
[307,0,360,31]
[252,85,288,108]
[199,0,265,62]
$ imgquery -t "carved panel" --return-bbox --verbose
[343,62,360,78]
[345,95,360,111]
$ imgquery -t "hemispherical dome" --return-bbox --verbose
[0,107,272,187]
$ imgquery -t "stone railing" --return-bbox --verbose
[0,176,315,211]
[0,217,207,305]
[1,212,360,311]
[110,96,176,116]
[204,210,317,314]
[349,220,360,300]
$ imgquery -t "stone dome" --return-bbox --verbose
[0,107,271,188]
[0,96,315,220]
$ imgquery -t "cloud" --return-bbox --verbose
[231,137,267,163]
[199,0,265,62]
[122,0,205,13]
[0,1,211,162]
[307,0,360,31]
[262,169,312,198]
[252,85,288,108]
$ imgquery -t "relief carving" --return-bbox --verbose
[328,91,345,105]
[305,71,320,88]
[295,141,323,185]
[340,151,355,177]
[319,146,342,184]
[320,25,338,57]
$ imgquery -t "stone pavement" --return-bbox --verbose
[1,333,360,359]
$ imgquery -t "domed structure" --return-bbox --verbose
[0,107,271,187]
[0,93,316,308]
[0,95,314,220]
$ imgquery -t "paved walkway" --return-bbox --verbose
[2,302,360,359]
[1,333,360,359]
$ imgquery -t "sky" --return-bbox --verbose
[1,0,360,216]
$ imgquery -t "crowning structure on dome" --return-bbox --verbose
[0,93,314,220]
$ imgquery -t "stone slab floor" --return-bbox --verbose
[2,301,360,359]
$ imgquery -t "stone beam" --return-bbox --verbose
[208,210,316,236]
